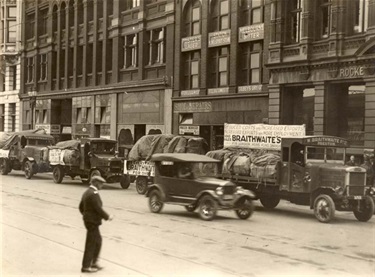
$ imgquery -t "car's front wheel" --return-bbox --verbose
[24,161,35,179]
[353,196,374,222]
[235,197,254,220]
[198,195,217,221]
[314,194,335,223]
[148,190,164,213]
[136,177,148,194]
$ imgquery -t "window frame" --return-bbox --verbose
[209,47,229,88]
[239,42,262,85]
[183,51,200,90]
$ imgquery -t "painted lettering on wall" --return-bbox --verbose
[338,66,364,78]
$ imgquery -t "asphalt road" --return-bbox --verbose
[1,171,375,276]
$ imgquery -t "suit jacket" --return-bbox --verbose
[79,186,109,225]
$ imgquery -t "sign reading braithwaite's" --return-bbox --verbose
[224,123,306,150]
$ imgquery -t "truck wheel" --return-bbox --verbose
[198,195,218,221]
[53,166,65,184]
[314,194,335,223]
[235,197,254,220]
[136,177,148,195]
[148,190,164,213]
[353,196,374,222]
[24,161,35,179]
[0,158,10,175]
[120,175,130,189]
[260,195,280,209]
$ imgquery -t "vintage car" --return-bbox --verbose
[146,153,255,221]
[0,132,54,179]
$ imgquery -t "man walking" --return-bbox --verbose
[79,175,113,273]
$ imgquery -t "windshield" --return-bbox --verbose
[306,147,345,164]
[91,142,116,155]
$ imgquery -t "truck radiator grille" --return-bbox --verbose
[347,172,366,196]
[110,161,122,173]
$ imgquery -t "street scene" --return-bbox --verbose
[2,172,375,276]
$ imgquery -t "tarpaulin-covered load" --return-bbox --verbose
[49,140,81,166]
[128,135,208,161]
[0,129,47,149]
[206,148,281,179]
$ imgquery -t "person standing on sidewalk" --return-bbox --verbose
[79,175,113,273]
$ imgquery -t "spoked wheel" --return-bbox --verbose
[53,166,65,184]
[314,194,335,223]
[353,196,374,222]
[24,161,35,179]
[0,158,10,175]
[185,204,196,212]
[148,190,164,213]
[136,177,148,195]
[235,197,254,220]
[120,175,130,189]
[198,195,218,221]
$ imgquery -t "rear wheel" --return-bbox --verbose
[0,158,10,175]
[198,195,217,221]
[314,194,335,223]
[53,166,65,184]
[136,177,148,195]
[353,196,374,222]
[148,190,163,213]
[24,161,35,179]
[235,197,254,220]
[260,195,280,209]
[120,175,130,189]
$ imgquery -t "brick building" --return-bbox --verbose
[20,0,174,152]
[0,0,21,134]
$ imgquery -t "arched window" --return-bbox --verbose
[210,0,230,32]
[183,0,201,37]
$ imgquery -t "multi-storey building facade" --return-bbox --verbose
[173,0,271,150]
[0,0,21,134]
[20,0,174,152]
[266,0,375,154]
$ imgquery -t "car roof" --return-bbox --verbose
[81,138,117,144]
[21,133,54,140]
[151,153,220,163]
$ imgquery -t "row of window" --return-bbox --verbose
[0,103,16,132]
[0,4,17,43]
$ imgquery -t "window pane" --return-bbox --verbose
[191,61,199,75]
[252,8,261,24]
[250,53,259,68]
[251,69,260,83]
[220,0,229,15]
[192,7,200,21]
[221,15,229,29]
[252,0,262,8]
[220,47,228,55]
[219,72,227,86]
[8,7,16,17]
[192,22,200,35]
[219,57,227,71]
[191,75,199,88]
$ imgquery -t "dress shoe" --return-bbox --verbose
[91,264,103,270]
[81,267,98,273]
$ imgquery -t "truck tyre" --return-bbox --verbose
[353,196,374,222]
[198,195,218,221]
[136,177,148,195]
[314,194,335,223]
[24,161,35,179]
[148,190,164,213]
[260,195,280,209]
[53,166,65,184]
[235,197,254,220]
[120,175,130,189]
[0,158,10,175]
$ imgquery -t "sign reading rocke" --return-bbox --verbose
[338,66,365,78]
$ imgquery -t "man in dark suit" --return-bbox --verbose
[79,175,113,273]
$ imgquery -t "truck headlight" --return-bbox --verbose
[235,186,243,193]
[216,187,224,196]
[334,186,344,195]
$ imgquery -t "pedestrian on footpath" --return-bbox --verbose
[79,175,113,273]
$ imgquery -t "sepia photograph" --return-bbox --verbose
[0,0,374,276]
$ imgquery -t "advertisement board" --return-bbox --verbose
[224,123,305,150]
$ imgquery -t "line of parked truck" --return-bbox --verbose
[0,124,374,223]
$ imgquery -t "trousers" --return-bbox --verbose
[82,222,102,268]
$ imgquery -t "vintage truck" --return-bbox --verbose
[0,131,54,179]
[212,135,374,223]
[49,138,127,188]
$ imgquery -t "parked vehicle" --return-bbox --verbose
[123,134,208,194]
[146,153,255,221]
[0,132,54,179]
[48,138,127,188]
[212,135,374,223]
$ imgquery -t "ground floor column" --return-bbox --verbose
[364,78,375,149]
[268,84,280,125]
[313,82,325,135]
